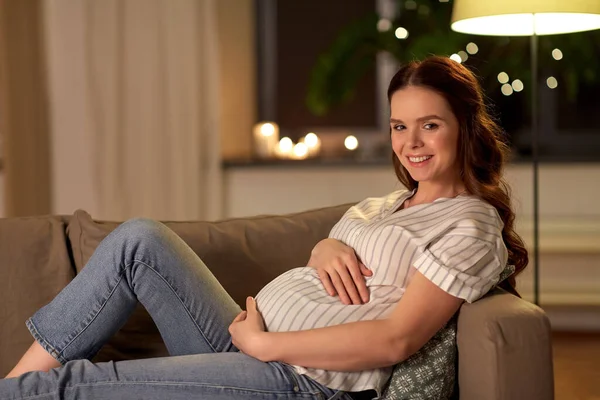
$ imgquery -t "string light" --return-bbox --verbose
[458,51,468,62]
[512,79,524,92]
[497,72,509,84]
[259,123,275,136]
[466,42,479,54]
[501,84,513,96]
[344,135,359,151]
[279,137,293,151]
[395,27,409,39]
[552,48,563,60]
[292,143,308,159]
[547,77,558,89]
[377,19,392,32]
[450,53,462,63]
[405,0,417,10]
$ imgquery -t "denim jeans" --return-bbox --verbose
[0,219,354,400]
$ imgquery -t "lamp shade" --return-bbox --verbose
[451,0,600,36]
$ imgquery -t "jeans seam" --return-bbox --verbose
[38,382,321,397]
[124,257,219,353]
[25,318,68,365]
[58,272,128,360]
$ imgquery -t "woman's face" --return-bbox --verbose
[390,85,462,187]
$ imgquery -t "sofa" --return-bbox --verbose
[0,206,554,399]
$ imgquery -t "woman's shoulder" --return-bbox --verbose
[432,195,505,240]
[451,195,503,225]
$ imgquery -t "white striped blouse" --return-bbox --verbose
[254,189,508,394]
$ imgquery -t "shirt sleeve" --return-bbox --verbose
[412,217,508,303]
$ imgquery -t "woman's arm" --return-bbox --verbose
[231,271,463,371]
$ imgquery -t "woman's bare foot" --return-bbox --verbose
[5,341,61,378]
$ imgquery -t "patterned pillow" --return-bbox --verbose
[380,265,515,399]
[380,316,458,400]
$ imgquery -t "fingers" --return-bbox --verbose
[246,296,256,312]
[338,268,363,305]
[317,269,337,297]
[359,262,373,277]
[328,270,351,304]
[348,263,370,304]
[232,310,247,323]
[329,269,362,305]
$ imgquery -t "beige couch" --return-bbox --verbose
[0,207,554,399]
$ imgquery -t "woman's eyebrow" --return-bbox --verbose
[390,115,445,124]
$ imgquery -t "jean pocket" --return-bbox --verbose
[275,362,302,392]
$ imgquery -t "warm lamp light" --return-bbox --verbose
[451,0,600,306]
[451,1,600,36]
[252,122,279,158]
[302,132,321,157]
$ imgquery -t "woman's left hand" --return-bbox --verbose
[228,296,268,360]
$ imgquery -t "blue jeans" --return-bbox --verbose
[0,219,354,400]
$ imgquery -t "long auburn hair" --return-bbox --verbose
[387,56,528,296]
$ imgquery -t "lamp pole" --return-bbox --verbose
[531,31,540,306]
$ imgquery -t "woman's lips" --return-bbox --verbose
[406,155,433,167]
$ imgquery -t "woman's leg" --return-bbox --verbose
[0,352,343,399]
[8,218,242,376]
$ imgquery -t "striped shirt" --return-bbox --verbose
[254,189,508,394]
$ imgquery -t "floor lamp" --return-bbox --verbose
[450,1,600,305]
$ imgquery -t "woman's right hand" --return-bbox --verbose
[307,238,373,305]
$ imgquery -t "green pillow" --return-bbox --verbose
[380,317,458,400]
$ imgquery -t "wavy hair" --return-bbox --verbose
[387,56,528,296]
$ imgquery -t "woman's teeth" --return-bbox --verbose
[408,156,432,163]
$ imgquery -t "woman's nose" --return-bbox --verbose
[406,129,423,148]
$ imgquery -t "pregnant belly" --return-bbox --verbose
[255,267,401,333]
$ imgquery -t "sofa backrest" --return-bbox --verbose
[65,205,353,364]
[0,215,75,376]
[67,207,353,305]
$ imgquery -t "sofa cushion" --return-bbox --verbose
[67,206,352,362]
[0,215,75,376]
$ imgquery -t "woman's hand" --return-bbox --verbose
[228,297,269,360]
[308,238,372,305]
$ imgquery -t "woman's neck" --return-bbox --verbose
[408,181,467,206]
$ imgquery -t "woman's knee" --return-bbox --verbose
[118,218,165,237]
[110,218,175,250]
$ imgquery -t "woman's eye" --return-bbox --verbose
[393,124,405,131]
[423,123,438,130]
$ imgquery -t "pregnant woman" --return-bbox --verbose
[1,56,527,400]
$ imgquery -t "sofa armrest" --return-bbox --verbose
[456,289,554,400]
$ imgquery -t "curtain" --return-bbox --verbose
[0,0,52,217]
[44,0,222,221]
